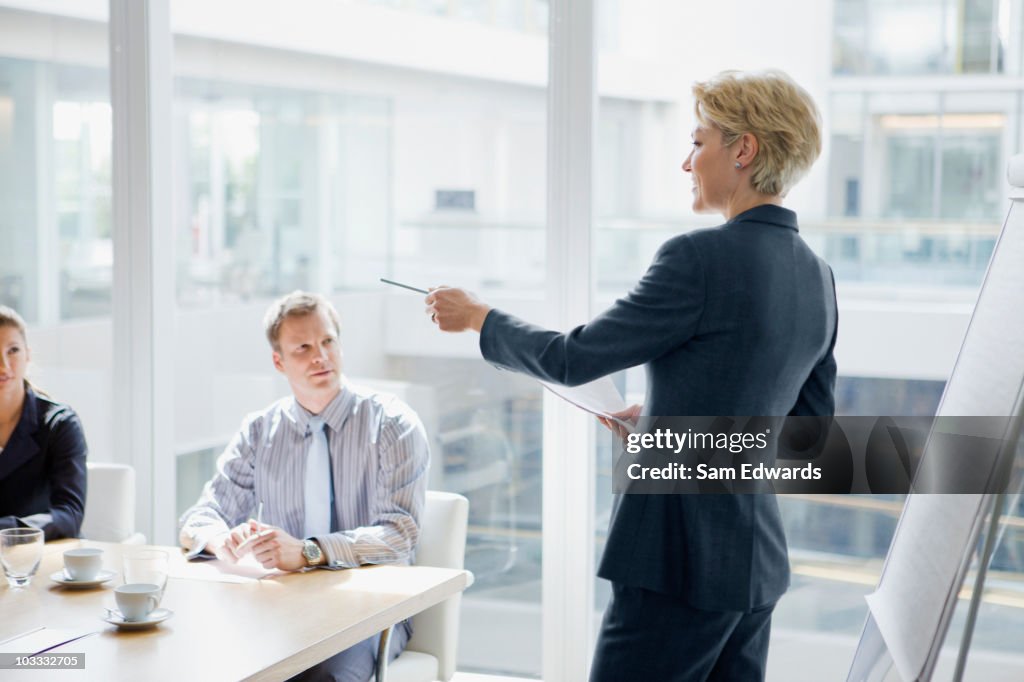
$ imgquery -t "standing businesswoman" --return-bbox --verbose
[0,306,88,540]
[426,70,838,681]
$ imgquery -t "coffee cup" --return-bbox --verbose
[63,548,104,581]
[115,583,161,621]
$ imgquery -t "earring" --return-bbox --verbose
[734,162,742,169]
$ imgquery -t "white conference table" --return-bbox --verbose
[0,540,471,681]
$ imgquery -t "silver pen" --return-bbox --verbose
[379,277,429,294]
[236,501,268,555]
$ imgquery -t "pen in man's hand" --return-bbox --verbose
[234,502,267,557]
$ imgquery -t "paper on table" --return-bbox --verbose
[539,377,635,433]
[863,494,986,682]
[0,627,98,655]
[171,553,282,584]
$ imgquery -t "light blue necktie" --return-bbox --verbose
[303,416,332,538]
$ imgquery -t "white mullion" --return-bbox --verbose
[544,1,596,681]
[109,0,175,543]
[33,63,58,326]
[314,96,335,295]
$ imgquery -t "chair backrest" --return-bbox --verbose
[81,462,137,542]
[406,491,469,681]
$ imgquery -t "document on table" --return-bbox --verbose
[171,553,283,584]
[863,494,986,682]
[539,377,635,433]
[0,627,98,655]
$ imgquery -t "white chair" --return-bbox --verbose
[385,491,470,682]
[80,462,146,544]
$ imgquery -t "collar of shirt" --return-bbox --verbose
[282,381,356,436]
[725,203,799,232]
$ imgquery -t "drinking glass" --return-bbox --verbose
[1,528,44,588]
[123,549,169,599]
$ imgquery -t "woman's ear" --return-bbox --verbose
[736,133,759,167]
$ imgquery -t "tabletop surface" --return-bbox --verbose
[0,539,470,681]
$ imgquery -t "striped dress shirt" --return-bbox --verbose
[178,380,429,568]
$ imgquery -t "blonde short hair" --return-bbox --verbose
[263,291,341,351]
[693,70,821,197]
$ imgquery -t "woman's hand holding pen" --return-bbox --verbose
[425,287,491,332]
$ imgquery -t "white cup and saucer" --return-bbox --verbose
[50,548,117,588]
[103,583,174,630]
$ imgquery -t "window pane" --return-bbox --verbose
[961,0,998,73]
[175,85,392,305]
[940,132,1001,219]
[0,6,114,464]
[825,91,1013,287]
[170,2,548,675]
[884,134,936,218]
[833,0,1014,75]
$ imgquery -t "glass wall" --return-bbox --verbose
[823,91,1019,287]
[3,0,1023,679]
[0,59,111,322]
[174,81,392,306]
[828,3,1024,292]
[833,0,1020,76]
[169,3,548,675]
[0,6,114,461]
[361,0,551,34]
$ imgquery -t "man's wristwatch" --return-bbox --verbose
[302,539,327,567]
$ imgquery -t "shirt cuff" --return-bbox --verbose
[314,533,359,568]
[18,513,51,531]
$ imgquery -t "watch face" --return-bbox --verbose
[303,540,322,563]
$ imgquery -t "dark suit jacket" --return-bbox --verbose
[480,204,837,611]
[0,385,88,540]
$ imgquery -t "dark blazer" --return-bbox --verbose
[0,386,88,540]
[480,204,837,611]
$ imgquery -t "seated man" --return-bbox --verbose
[179,290,429,682]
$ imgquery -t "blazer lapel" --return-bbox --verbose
[0,388,41,480]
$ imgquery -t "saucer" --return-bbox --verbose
[103,607,173,630]
[50,569,118,589]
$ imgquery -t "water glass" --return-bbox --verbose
[123,549,169,599]
[1,528,44,588]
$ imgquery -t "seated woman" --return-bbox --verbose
[0,306,87,540]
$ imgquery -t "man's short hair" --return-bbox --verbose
[263,291,342,351]
[692,69,822,198]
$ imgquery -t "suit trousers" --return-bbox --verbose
[590,582,775,682]
[287,620,410,682]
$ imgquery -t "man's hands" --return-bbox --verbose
[425,287,491,333]
[205,520,310,571]
[205,522,256,564]
[247,524,308,571]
